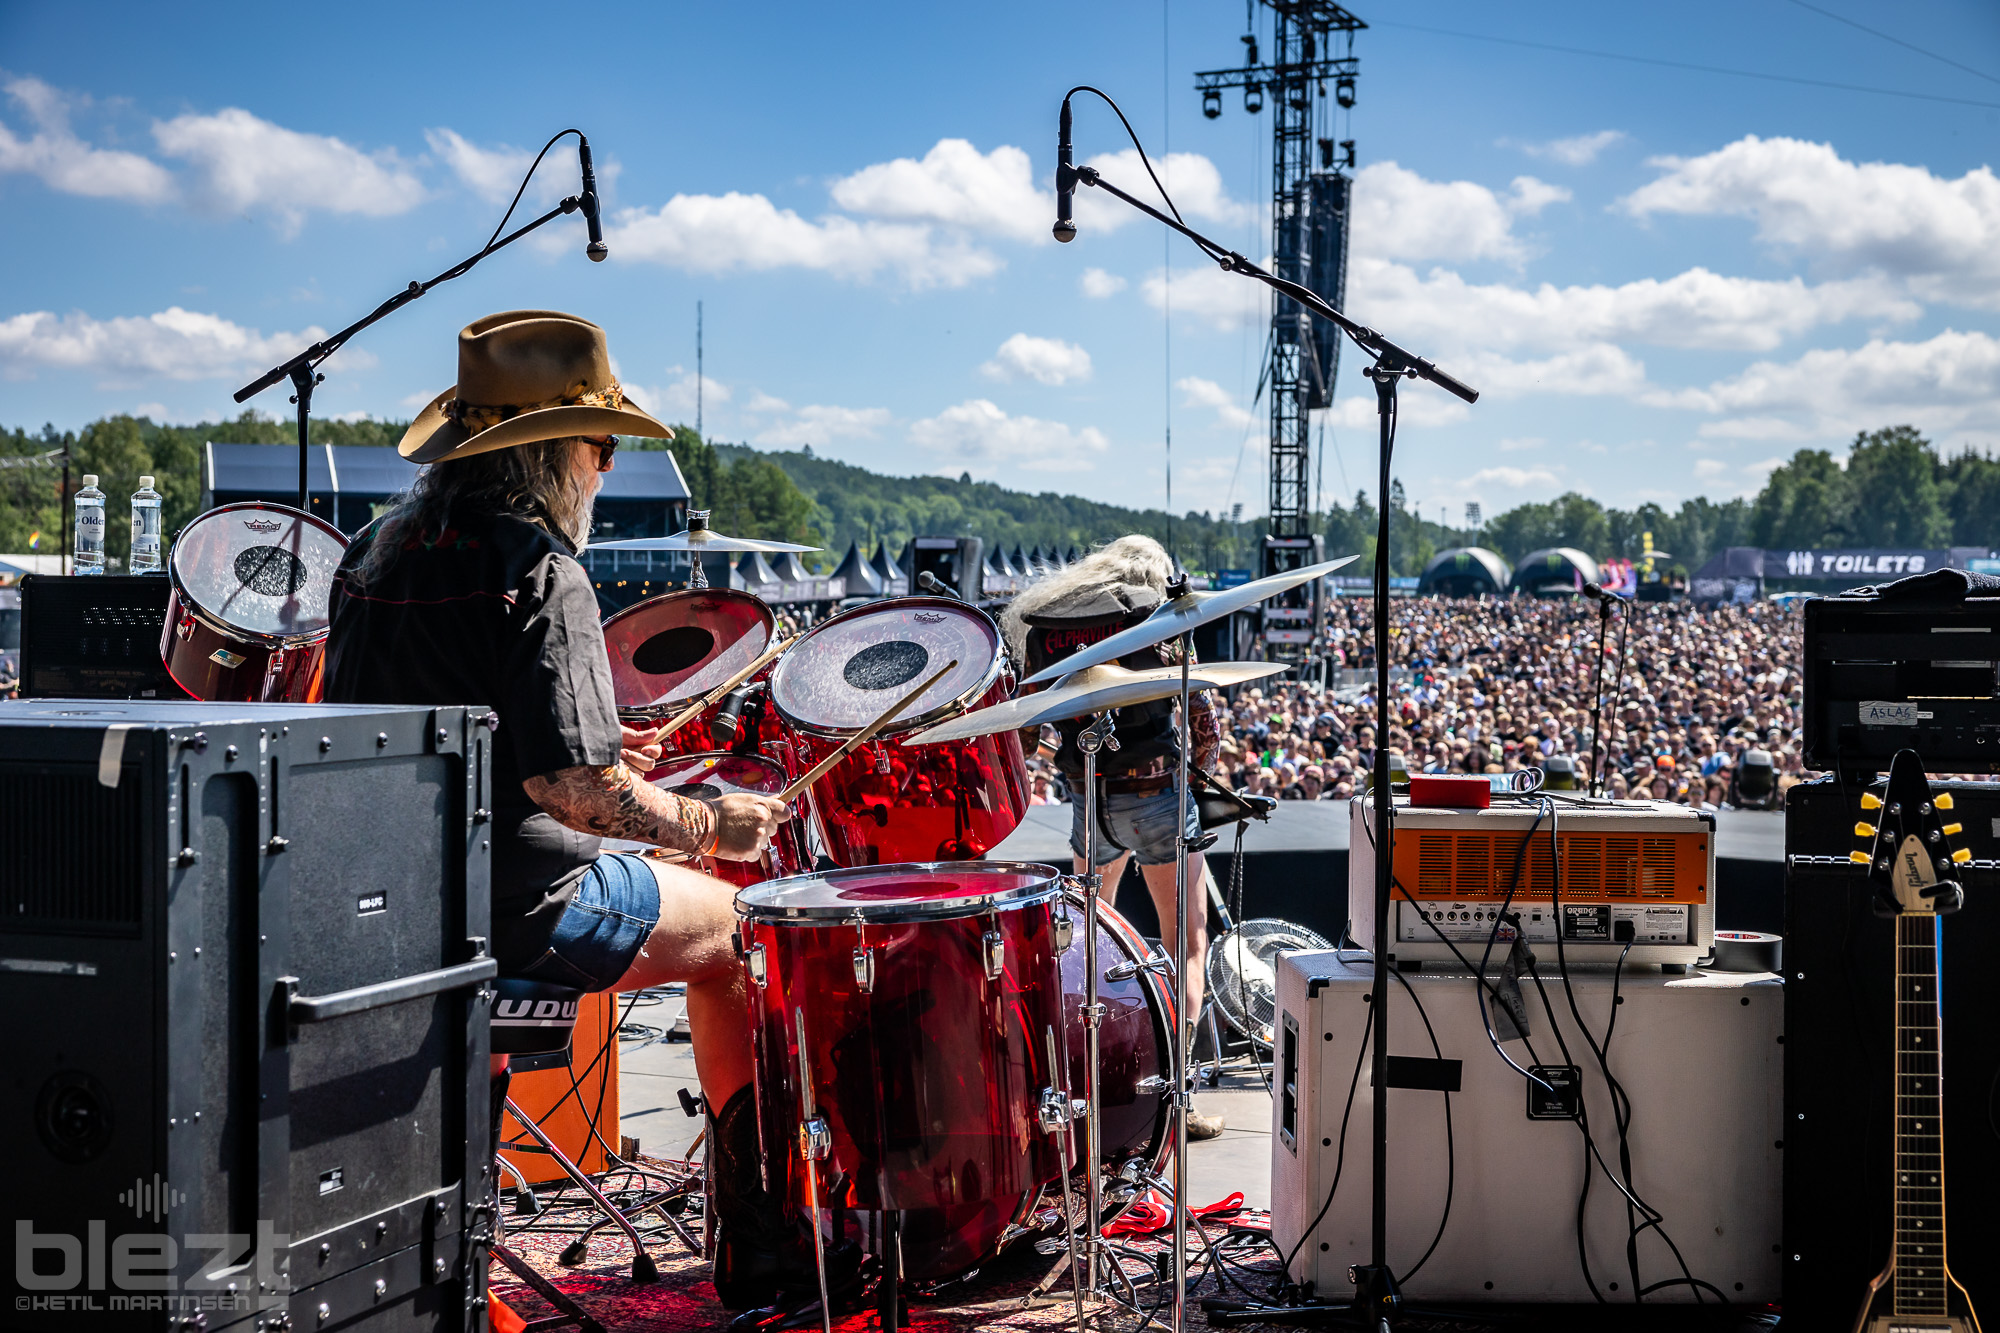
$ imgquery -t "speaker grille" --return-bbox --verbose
[0,763,145,932]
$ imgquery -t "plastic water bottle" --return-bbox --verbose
[74,474,106,575]
[130,475,163,574]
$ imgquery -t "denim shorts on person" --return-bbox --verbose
[513,852,662,992]
[1069,784,1201,867]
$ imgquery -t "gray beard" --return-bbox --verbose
[567,493,597,550]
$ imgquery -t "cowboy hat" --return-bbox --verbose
[398,310,673,465]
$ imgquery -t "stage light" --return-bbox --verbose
[1245,82,1264,114]
[1318,137,1335,169]
[1203,89,1223,119]
[1335,76,1357,108]
[1241,34,1259,65]
[1288,82,1310,111]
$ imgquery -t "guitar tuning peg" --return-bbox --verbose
[1854,821,1877,839]
[1848,851,1873,864]
[1933,792,1954,810]
[1942,822,1963,836]
[1951,848,1972,864]
[1860,791,1883,810]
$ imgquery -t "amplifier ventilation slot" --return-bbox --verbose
[0,764,144,932]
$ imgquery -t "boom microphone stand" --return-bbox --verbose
[233,130,606,512]
[1054,86,1478,1328]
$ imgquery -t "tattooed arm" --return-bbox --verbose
[524,763,718,852]
[523,764,790,861]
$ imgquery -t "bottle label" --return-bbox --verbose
[76,511,105,542]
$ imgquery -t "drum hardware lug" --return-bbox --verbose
[983,930,1005,980]
[1081,1002,1106,1027]
[799,1115,831,1161]
[1105,953,1171,983]
[1052,914,1074,950]
[745,943,767,987]
[852,946,876,993]
[1036,1086,1074,1133]
[1070,1097,1089,1121]
[265,835,288,855]
[874,744,892,775]
[1137,1075,1171,1095]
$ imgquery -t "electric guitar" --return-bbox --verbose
[1849,750,1984,1333]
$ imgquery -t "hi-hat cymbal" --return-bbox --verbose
[590,508,822,555]
[901,660,1289,745]
[1018,556,1357,686]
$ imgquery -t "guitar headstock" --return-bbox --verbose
[1851,748,1968,917]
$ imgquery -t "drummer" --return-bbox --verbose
[323,310,816,1309]
[1003,534,1227,1141]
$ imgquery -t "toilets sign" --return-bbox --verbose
[1770,549,1945,580]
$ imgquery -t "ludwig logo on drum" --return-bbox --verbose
[241,518,281,533]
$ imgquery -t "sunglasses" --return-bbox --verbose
[582,435,620,469]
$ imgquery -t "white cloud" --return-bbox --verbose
[1692,458,1730,481]
[1177,376,1253,429]
[1653,329,2000,441]
[907,399,1110,473]
[1466,465,1563,492]
[1327,391,1473,430]
[1351,161,1568,264]
[1498,437,1545,451]
[0,307,359,383]
[829,139,1044,242]
[1620,135,2000,303]
[1075,149,1254,234]
[153,107,424,228]
[1452,344,1652,399]
[1514,130,1626,167]
[754,403,893,447]
[1080,267,1127,298]
[0,76,173,202]
[1141,261,1266,332]
[1349,256,1917,357]
[606,192,999,289]
[425,128,535,204]
[981,333,1092,386]
[630,366,731,421]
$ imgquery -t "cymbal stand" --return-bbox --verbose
[1170,621,1194,1333]
[1072,711,1119,1301]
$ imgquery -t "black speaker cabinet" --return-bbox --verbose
[1784,776,2000,1326]
[18,574,182,700]
[0,700,495,1331]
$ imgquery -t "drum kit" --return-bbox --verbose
[154,496,1355,1331]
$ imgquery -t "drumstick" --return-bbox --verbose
[778,659,960,803]
[653,635,792,741]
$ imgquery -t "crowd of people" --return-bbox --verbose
[1026,594,1809,813]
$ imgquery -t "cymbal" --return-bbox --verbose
[1018,556,1357,686]
[901,660,1289,745]
[589,508,822,555]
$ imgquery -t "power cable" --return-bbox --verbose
[1780,0,2000,87]
[1372,19,2000,110]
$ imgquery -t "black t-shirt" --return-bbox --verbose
[323,510,622,969]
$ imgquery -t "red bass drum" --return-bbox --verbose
[160,502,347,702]
[767,597,1028,866]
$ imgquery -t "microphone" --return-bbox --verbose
[1053,99,1077,243]
[711,683,757,744]
[916,570,962,600]
[579,137,608,262]
[1580,581,1621,603]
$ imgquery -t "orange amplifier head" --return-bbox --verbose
[1350,797,1716,967]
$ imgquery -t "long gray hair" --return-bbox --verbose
[1000,534,1175,661]
[349,437,594,586]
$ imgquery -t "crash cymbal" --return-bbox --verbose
[901,660,1289,745]
[590,508,822,555]
[1017,556,1357,686]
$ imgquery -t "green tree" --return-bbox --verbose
[1941,448,2000,549]
[1748,448,1850,547]
[1842,425,1949,546]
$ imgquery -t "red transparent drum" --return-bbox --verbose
[602,589,776,753]
[738,863,1068,1281]
[1062,894,1175,1186]
[607,751,809,890]
[768,597,1028,866]
[160,502,348,703]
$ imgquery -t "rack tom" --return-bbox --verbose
[602,588,777,756]
[160,502,347,702]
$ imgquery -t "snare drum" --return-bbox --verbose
[768,597,1028,866]
[160,502,348,702]
[602,589,776,755]
[737,862,1068,1282]
[615,751,809,890]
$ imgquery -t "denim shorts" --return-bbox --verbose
[513,852,662,992]
[1069,783,1201,867]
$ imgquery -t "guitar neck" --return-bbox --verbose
[1895,911,1949,1317]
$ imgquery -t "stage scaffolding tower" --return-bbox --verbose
[1196,2,1363,656]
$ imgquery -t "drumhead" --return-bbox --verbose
[168,502,347,643]
[768,596,1003,737]
[738,861,1061,923]
[603,589,775,713]
[650,750,785,800]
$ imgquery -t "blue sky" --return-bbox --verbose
[2,0,1996,523]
